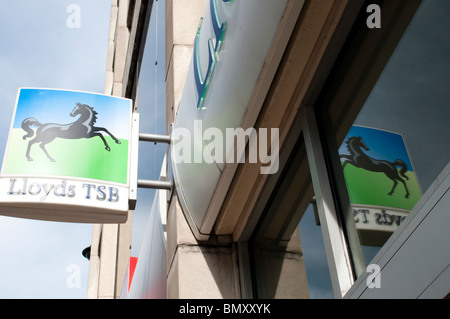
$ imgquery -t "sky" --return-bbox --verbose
[0,0,166,298]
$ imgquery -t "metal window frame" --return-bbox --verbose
[302,106,355,298]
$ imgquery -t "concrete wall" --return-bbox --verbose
[165,0,207,133]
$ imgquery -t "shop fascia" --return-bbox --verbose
[181,0,279,175]
[194,0,232,110]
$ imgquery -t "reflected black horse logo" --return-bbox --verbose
[340,136,410,198]
[21,102,121,162]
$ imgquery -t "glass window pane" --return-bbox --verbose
[298,204,334,298]
[337,0,450,270]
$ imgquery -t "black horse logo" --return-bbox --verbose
[340,136,410,198]
[21,102,121,162]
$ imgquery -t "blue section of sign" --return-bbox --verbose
[13,88,131,139]
[339,126,413,172]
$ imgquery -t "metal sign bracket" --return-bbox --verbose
[129,112,173,210]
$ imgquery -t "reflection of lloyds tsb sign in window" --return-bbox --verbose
[0,88,133,223]
[339,126,422,246]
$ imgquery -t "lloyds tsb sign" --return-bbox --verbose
[0,88,134,223]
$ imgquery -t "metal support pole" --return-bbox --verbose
[134,132,173,191]
[137,179,173,190]
[139,133,171,144]
[302,105,355,298]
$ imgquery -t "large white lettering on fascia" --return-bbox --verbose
[194,0,233,109]
[172,120,279,175]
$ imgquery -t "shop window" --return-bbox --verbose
[248,0,449,298]
[319,0,450,280]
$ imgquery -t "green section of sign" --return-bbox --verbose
[342,163,421,210]
[3,129,128,184]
